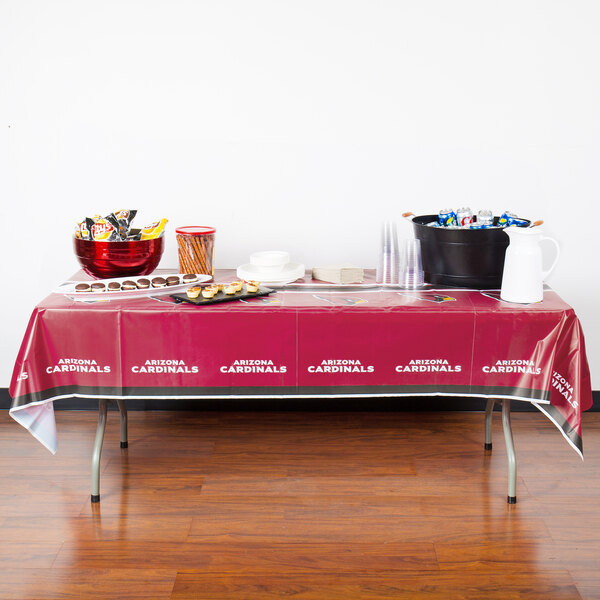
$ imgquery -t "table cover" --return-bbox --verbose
[9,271,592,457]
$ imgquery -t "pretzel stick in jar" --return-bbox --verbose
[199,235,214,275]
[176,236,189,273]
[204,236,214,275]
[184,235,202,274]
[190,236,209,274]
[177,236,196,274]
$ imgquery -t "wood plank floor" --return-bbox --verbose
[1,409,599,599]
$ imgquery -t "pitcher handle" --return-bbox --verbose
[541,236,560,280]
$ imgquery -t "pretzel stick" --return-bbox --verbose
[204,235,214,275]
[177,236,195,274]
[176,236,191,273]
[176,236,185,272]
[205,236,215,275]
[200,235,214,275]
[197,237,210,274]
[185,236,203,274]
[186,240,200,274]
[198,237,210,273]
[191,237,209,274]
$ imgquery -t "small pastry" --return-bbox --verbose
[246,280,260,292]
[166,276,180,286]
[108,282,121,292]
[182,274,198,283]
[202,288,216,299]
[151,277,167,288]
[224,284,237,295]
[186,286,201,299]
[75,283,91,292]
[232,280,244,292]
[215,284,224,292]
[91,282,106,292]
[121,280,137,290]
[136,278,150,289]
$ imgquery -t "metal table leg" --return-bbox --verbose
[484,398,495,451]
[502,399,517,504]
[117,400,128,448]
[91,399,108,503]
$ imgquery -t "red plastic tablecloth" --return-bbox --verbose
[9,271,592,456]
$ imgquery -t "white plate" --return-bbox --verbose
[237,262,305,285]
[55,273,212,299]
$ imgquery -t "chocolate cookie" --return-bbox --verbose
[108,282,121,291]
[91,282,106,292]
[75,283,91,292]
[136,278,150,289]
[121,280,137,290]
[166,276,180,286]
[151,277,167,288]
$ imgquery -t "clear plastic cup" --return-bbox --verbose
[377,221,399,285]
[399,239,424,288]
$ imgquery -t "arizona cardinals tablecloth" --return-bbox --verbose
[9,272,592,456]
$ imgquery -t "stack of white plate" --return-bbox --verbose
[237,251,305,286]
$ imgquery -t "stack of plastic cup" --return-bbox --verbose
[399,239,425,288]
[376,221,400,285]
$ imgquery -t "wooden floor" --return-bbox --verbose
[1,409,600,599]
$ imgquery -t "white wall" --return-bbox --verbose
[1,0,598,388]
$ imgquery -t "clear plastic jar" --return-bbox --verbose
[175,226,216,276]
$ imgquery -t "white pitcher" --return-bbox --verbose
[500,227,560,303]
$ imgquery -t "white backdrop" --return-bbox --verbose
[1,0,598,388]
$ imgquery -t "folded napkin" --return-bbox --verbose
[312,264,364,284]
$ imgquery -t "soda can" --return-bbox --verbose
[456,207,473,227]
[499,211,528,227]
[498,211,517,227]
[470,223,493,229]
[438,208,457,227]
[477,209,494,227]
[507,216,529,227]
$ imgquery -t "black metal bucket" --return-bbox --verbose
[410,214,531,289]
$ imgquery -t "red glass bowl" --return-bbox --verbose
[74,237,164,279]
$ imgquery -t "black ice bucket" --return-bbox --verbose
[405,213,532,289]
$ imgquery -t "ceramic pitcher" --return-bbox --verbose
[500,227,560,303]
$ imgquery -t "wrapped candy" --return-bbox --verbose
[140,218,168,240]
[111,209,137,239]
[91,217,120,242]
[76,211,166,241]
